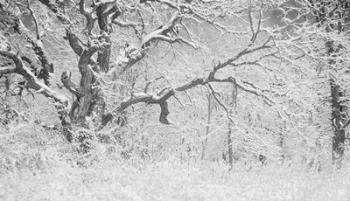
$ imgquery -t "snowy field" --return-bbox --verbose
[1,157,350,201]
[1,125,350,201]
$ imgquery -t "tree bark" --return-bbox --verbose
[227,83,237,170]
[201,93,211,160]
[65,44,108,127]
[330,78,346,167]
[227,121,233,170]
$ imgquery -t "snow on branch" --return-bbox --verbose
[38,0,71,24]
[112,19,139,30]
[141,12,182,47]
[150,0,247,35]
[114,10,198,73]
[0,50,68,105]
[114,0,252,74]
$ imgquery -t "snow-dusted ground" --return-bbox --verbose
[1,124,350,201]
[2,157,350,201]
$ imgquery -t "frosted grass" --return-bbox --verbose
[1,158,350,201]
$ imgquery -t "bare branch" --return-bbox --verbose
[112,19,139,30]
[250,0,263,43]
[207,83,235,123]
[64,27,84,56]
[248,0,255,37]
[0,66,16,75]
[147,35,198,49]
[214,36,273,72]
[26,0,40,40]
[144,76,165,92]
